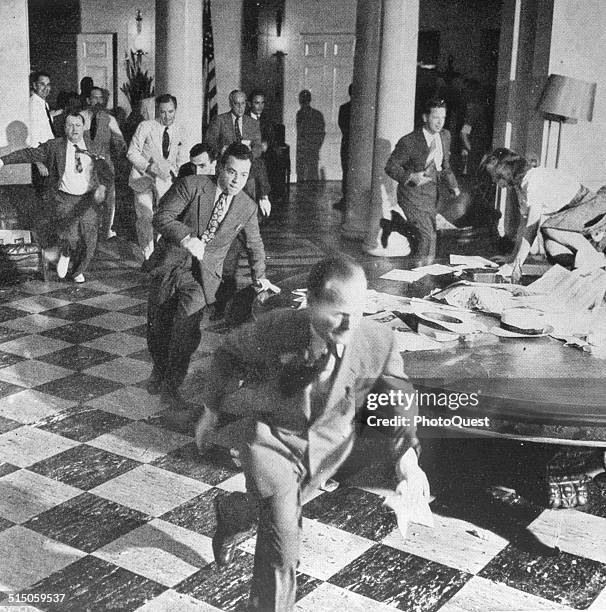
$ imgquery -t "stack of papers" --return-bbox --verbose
[449,254,498,268]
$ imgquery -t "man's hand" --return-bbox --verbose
[93,184,107,204]
[408,171,432,187]
[453,187,461,198]
[254,278,281,294]
[395,447,430,503]
[258,197,271,217]
[511,259,523,284]
[36,162,49,177]
[149,159,171,181]
[181,235,206,260]
[195,406,219,453]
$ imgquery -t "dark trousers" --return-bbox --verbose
[54,191,100,277]
[147,278,205,391]
[402,204,437,261]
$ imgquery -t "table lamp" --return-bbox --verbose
[537,74,596,167]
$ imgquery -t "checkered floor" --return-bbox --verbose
[1,183,606,611]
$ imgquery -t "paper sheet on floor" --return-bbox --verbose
[380,269,426,282]
[393,329,443,351]
[412,263,466,276]
[384,483,434,540]
[449,254,498,268]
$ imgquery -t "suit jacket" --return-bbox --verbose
[204,112,262,160]
[203,308,420,495]
[127,119,187,193]
[151,175,266,307]
[1,136,111,202]
[385,128,459,212]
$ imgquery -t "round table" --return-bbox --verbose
[254,270,606,447]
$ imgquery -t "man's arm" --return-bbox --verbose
[108,115,127,159]
[385,136,415,185]
[127,121,152,174]
[0,141,51,167]
[153,177,198,244]
[440,130,460,195]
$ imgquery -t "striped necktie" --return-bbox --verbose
[234,116,242,142]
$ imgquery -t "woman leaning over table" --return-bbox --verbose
[481,148,606,283]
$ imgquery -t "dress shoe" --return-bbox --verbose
[73,273,85,283]
[57,254,70,279]
[212,496,255,566]
[146,377,163,395]
[106,229,117,240]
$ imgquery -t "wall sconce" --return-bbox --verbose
[135,9,143,35]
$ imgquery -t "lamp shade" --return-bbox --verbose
[537,74,596,122]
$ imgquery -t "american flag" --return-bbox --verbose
[202,0,218,134]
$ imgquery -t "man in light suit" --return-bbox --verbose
[205,89,271,319]
[0,112,112,283]
[385,97,461,263]
[127,94,187,265]
[195,255,429,612]
[147,143,276,420]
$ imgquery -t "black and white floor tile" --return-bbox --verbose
[0,183,605,611]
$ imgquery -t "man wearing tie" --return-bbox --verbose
[27,71,58,193]
[81,86,126,239]
[195,255,429,612]
[385,97,460,263]
[127,94,187,266]
[0,113,112,283]
[146,143,276,421]
[204,89,271,319]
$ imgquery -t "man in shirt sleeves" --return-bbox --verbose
[385,97,460,264]
[146,143,276,419]
[0,112,111,282]
[127,93,187,266]
[195,255,428,612]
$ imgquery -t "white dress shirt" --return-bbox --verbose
[28,93,55,147]
[422,128,443,171]
[59,140,93,195]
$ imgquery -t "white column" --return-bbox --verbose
[340,0,382,241]
[365,0,419,255]
[155,0,204,145]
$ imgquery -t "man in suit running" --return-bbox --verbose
[195,254,429,612]
[385,97,460,263]
[146,143,277,422]
[127,94,188,266]
[0,112,111,283]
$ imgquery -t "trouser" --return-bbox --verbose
[147,277,205,392]
[102,180,116,236]
[54,190,100,277]
[401,204,437,261]
[134,179,171,260]
[214,234,247,313]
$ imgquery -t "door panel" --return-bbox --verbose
[299,33,355,181]
[77,33,116,109]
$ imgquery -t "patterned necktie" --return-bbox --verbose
[45,104,56,137]
[90,114,98,140]
[425,136,437,169]
[74,145,83,173]
[162,127,170,159]
[201,193,228,244]
[234,117,242,142]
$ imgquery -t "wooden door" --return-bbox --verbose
[77,33,117,109]
[299,33,355,181]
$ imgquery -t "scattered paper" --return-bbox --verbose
[393,329,443,351]
[380,269,426,283]
[449,254,498,269]
[412,263,466,276]
[364,290,413,314]
[384,482,434,540]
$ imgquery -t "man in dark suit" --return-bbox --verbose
[385,97,460,263]
[195,255,429,612]
[147,143,275,418]
[335,84,352,211]
[205,89,272,319]
[177,143,217,179]
[0,112,111,282]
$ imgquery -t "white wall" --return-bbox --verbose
[213,0,244,111]
[81,0,155,113]
[0,0,31,184]
[548,0,606,190]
